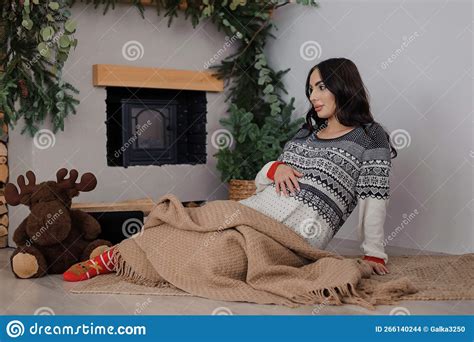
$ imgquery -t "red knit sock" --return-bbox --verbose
[63,246,117,282]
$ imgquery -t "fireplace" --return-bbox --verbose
[105,87,207,167]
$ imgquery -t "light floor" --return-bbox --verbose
[0,238,472,315]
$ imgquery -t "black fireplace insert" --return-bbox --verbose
[105,87,207,167]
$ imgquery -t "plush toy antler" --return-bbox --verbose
[5,171,38,206]
[56,168,97,197]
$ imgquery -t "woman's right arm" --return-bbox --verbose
[254,161,286,193]
[255,124,307,194]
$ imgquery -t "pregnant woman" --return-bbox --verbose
[64,57,396,282]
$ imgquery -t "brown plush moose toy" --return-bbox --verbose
[5,168,112,279]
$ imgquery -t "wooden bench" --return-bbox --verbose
[71,198,204,216]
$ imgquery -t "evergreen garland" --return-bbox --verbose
[0,0,80,136]
[0,0,318,182]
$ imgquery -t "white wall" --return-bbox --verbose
[9,0,473,254]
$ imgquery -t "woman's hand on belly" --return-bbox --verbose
[274,165,304,197]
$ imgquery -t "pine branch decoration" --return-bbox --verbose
[0,0,318,182]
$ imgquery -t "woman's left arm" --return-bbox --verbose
[357,197,389,265]
[355,124,392,273]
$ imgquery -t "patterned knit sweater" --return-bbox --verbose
[238,121,391,265]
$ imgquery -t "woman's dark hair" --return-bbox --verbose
[301,57,397,159]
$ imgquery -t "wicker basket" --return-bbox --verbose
[228,179,256,201]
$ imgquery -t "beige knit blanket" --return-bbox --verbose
[113,194,418,310]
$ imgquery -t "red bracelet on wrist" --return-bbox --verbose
[363,255,386,265]
[267,161,286,181]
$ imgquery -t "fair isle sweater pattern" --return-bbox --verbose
[275,122,391,238]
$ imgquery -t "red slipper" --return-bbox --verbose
[63,246,117,282]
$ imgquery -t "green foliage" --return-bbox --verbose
[201,1,316,181]
[0,0,79,135]
[0,0,318,182]
[70,0,145,16]
[215,99,305,182]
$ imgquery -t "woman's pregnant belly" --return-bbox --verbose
[238,184,334,250]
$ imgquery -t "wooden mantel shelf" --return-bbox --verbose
[93,64,224,92]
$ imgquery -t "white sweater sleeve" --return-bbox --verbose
[355,124,392,264]
[254,161,278,193]
[357,197,389,264]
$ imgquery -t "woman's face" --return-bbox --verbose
[308,68,337,119]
